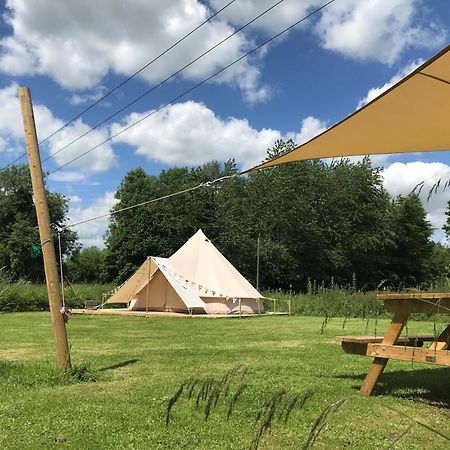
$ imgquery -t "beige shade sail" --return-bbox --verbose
[245,44,450,172]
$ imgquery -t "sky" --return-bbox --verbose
[0,0,449,248]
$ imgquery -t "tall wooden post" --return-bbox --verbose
[18,87,71,372]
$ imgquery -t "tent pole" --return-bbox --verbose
[256,234,260,291]
[239,299,242,318]
[258,298,261,315]
[146,257,150,314]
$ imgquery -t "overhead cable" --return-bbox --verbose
[42,0,286,165]
[48,0,336,175]
[3,0,238,168]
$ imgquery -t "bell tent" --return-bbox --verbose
[104,230,263,315]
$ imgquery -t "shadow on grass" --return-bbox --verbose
[335,367,450,407]
[0,359,98,386]
[98,358,139,372]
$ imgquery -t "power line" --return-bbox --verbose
[42,0,286,166]
[48,0,336,175]
[3,0,239,169]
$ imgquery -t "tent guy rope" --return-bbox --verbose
[60,174,238,230]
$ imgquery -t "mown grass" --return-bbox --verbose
[0,313,448,449]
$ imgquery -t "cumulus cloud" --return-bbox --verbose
[382,162,450,239]
[69,86,108,106]
[0,83,116,175]
[213,0,445,64]
[110,100,326,168]
[357,59,424,108]
[315,0,446,64]
[0,0,270,103]
[68,191,117,248]
[209,0,320,34]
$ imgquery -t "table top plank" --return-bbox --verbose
[377,292,450,300]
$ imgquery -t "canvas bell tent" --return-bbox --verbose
[104,230,263,315]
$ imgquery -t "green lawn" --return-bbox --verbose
[0,313,448,449]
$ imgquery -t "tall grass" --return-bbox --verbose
[263,287,384,318]
[0,279,113,312]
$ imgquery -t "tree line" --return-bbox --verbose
[2,139,450,291]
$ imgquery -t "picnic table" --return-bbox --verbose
[337,293,450,396]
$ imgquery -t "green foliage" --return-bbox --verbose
[389,194,434,285]
[65,246,106,283]
[102,145,445,290]
[0,165,79,282]
[0,281,113,312]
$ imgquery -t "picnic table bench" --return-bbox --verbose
[337,293,450,396]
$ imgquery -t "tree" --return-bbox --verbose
[0,165,78,282]
[443,199,450,242]
[65,247,105,283]
[389,194,433,285]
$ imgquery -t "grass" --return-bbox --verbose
[0,313,449,449]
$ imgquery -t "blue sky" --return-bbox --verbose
[0,0,449,247]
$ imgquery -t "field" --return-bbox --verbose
[0,313,449,449]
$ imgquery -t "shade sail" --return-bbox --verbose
[246,44,450,172]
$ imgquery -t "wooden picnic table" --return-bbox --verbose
[337,293,450,396]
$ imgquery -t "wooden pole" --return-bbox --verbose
[288,299,291,316]
[256,234,260,292]
[18,87,71,372]
[146,257,150,314]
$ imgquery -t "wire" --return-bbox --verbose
[42,0,286,165]
[3,0,239,169]
[61,174,236,230]
[48,0,336,175]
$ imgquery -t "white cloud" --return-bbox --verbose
[69,86,108,106]
[0,0,270,103]
[213,0,446,65]
[382,162,450,239]
[288,116,327,145]
[0,83,117,175]
[315,0,446,64]
[209,0,320,34]
[357,59,424,108]
[68,191,118,248]
[110,100,326,168]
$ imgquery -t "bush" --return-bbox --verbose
[263,288,385,318]
[0,281,114,312]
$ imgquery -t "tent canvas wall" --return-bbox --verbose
[104,230,263,315]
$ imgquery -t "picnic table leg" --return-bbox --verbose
[429,324,450,351]
[360,312,409,396]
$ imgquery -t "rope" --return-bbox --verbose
[60,174,237,230]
